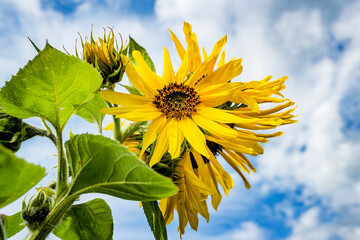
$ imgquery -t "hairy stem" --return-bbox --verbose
[55,129,67,200]
[23,122,57,146]
[106,101,122,142]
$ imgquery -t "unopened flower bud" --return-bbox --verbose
[77,27,127,87]
[0,109,26,152]
[21,187,55,232]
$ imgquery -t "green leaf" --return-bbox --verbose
[121,84,142,96]
[53,198,113,240]
[128,37,156,73]
[75,93,107,127]
[0,145,46,208]
[65,134,178,201]
[0,43,103,131]
[142,201,168,240]
[2,212,25,238]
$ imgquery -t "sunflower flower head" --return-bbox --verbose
[99,21,297,237]
[77,27,127,87]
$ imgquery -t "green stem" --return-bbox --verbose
[25,195,76,240]
[23,122,57,147]
[55,129,67,200]
[106,101,122,142]
[40,118,53,135]
[112,115,122,142]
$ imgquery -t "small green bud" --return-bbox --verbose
[0,110,26,152]
[47,180,56,190]
[21,187,55,232]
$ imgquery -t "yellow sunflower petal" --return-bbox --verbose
[196,58,243,89]
[169,29,185,60]
[149,125,169,167]
[184,200,198,230]
[206,163,222,210]
[183,22,202,69]
[224,149,250,174]
[186,55,217,87]
[132,50,165,89]
[197,106,245,123]
[140,115,167,158]
[209,35,227,57]
[163,47,176,84]
[197,83,240,107]
[192,113,238,138]
[192,150,219,195]
[179,118,209,159]
[207,147,234,190]
[176,50,190,84]
[185,179,210,222]
[218,50,225,68]
[167,118,184,159]
[202,47,208,60]
[220,151,251,189]
[122,55,156,96]
[100,90,151,106]
[183,153,214,195]
[103,122,113,131]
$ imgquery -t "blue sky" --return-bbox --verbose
[1,0,360,239]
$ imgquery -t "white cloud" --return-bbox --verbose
[286,207,360,240]
[230,222,266,240]
[275,9,326,55]
[1,0,360,239]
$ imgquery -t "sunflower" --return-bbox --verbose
[99,33,245,168]
[156,22,297,236]
[100,22,297,237]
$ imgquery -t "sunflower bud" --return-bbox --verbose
[77,27,128,87]
[0,109,27,152]
[21,187,55,232]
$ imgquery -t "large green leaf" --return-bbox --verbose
[142,201,168,240]
[0,145,46,208]
[53,198,113,240]
[1,212,25,238]
[75,93,107,129]
[0,43,102,131]
[65,134,178,201]
[129,37,156,73]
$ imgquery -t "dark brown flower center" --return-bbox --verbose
[153,83,200,119]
